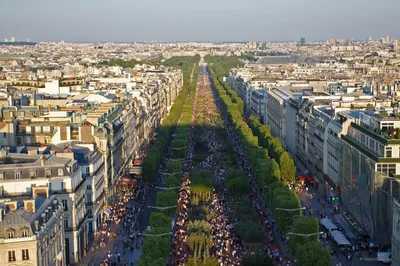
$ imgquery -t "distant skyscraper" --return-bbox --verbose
[4,39,8,42]
[300,38,306,46]
[10,37,16,42]
[26,38,30,42]
[386,36,390,43]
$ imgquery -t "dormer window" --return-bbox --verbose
[15,172,21,180]
[58,169,63,176]
[22,230,28,237]
[8,232,14,239]
[30,171,36,178]
[45,169,51,177]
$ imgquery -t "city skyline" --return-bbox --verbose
[1,0,399,42]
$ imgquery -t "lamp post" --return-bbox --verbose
[147,205,178,210]
[275,207,306,233]
[287,231,324,239]
[276,207,306,212]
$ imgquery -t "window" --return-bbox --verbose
[64,217,69,229]
[22,249,29,260]
[58,169,63,176]
[8,250,15,262]
[45,169,51,177]
[2,132,6,138]
[18,111,24,117]
[87,208,93,218]
[22,230,28,237]
[15,172,20,180]
[86,185,92,190]
[369,139,375,151]
[35,126,41,133]
[86,166,90,175]
[43,126,50,133]
[86,194,92,204]
[30,171,36,178]
[8,232,14,238]
[360,134,366,146]
[62,200,68,211]
[26,126,31,134]
[386,147,392,158]
[0,172,3,180]
[377,164,397,177]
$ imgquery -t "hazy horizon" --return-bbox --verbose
[1,0,399,42]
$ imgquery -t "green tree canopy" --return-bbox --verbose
[295,241,332,266]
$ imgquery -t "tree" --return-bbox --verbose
[289,215,319,253]
[279,152,296,183]
[227,177,249,195]
[156,191,178,216]
[295,241,332,266]
[149,212,171,233]
[167,160,183,173]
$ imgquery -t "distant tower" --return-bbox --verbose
[26,38,30,42]
[10,37,16,42]
[386,36,390,43]
[300,37,306,46]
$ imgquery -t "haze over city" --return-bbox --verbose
[1,0,400,42]
[1,1,400,266]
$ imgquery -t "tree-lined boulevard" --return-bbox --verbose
[84,55,332,266]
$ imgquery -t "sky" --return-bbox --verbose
[1,0,399,42]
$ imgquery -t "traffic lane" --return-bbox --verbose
[137,186,159,231]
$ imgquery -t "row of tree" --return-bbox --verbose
[142,55,200,183]
[206,56,331,266]
[138,56,200,266]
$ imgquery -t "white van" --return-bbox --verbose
[377,252,391,264]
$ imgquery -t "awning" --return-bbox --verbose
[330,230,351,245]
[320,218,338,230]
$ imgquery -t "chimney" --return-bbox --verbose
[27,148,38,156]
[34,220,39,231]
[40,156,46,166]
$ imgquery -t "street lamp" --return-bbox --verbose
[288,232,324,238]
[147,205,177,210]
[276,207,306,212]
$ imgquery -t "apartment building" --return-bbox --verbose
[51,142,105,240]
[393,199,400,266]
[265,87,296,149]
[0,195,64,266]
[0,151,85,264]
[339,110,400,245]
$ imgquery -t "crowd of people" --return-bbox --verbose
[209,191,242,266]
[97,179,153,266]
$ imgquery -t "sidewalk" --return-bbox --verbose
[297,187,355,241]
[297,187,381,266]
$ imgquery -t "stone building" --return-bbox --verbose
[0,195,64,266]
